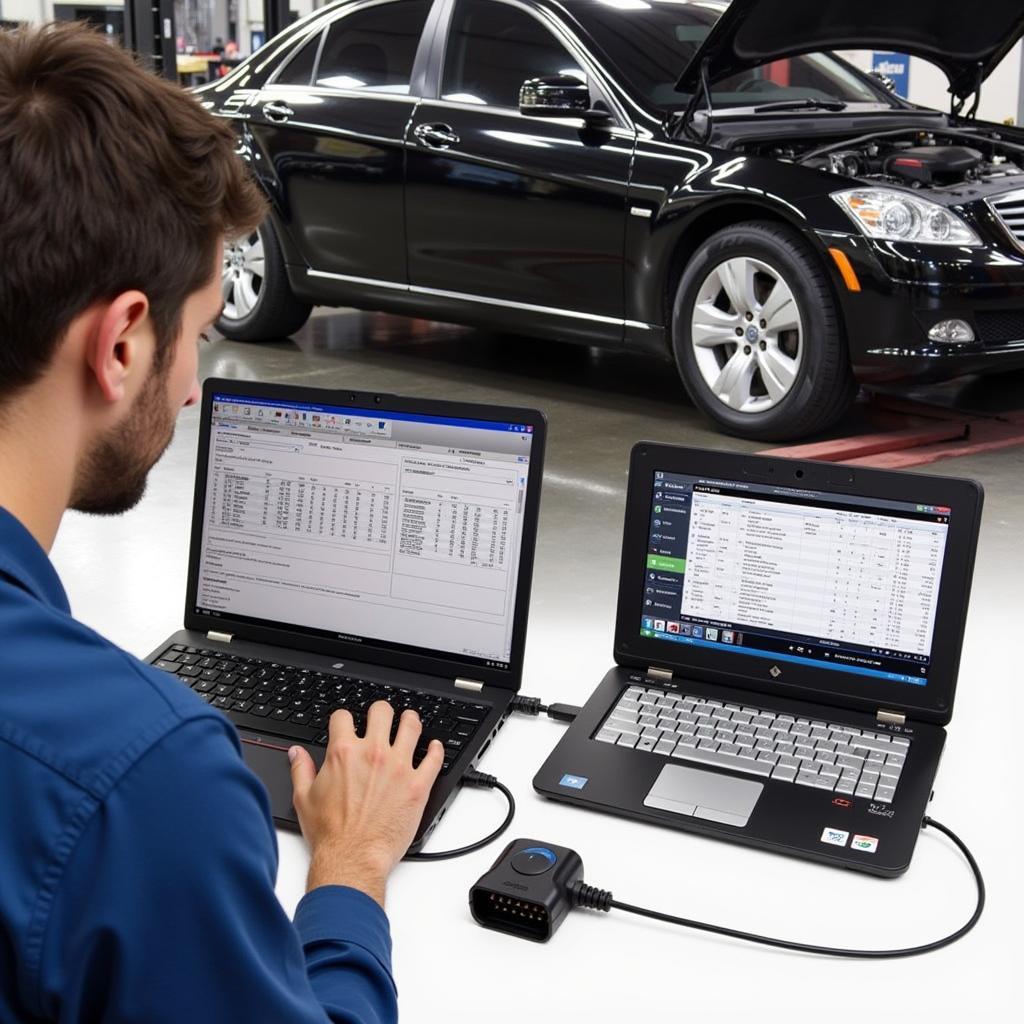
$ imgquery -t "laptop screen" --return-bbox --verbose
[193,393,536,671]
[639,471,951,688]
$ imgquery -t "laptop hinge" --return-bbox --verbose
[877,708,906,726]
[454,678,484,693]
[647,666,674,681]
[206,630,234,644]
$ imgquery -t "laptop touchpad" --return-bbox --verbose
[644,764,763,828]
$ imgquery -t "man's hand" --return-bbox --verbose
[288,700,444,907]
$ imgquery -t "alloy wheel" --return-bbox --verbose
[221,230,265,321]
[689,255,803,413]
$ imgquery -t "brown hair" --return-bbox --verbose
[0,22,266,400]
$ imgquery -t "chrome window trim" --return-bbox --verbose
[307,268,652,328]
[260,83,422,104]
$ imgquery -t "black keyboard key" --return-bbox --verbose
[271,708,292,723]
[214,684,235,697]
[178,653,200,665]
[178,665,201,678]
[200,669,221,682]
[171,644,186,652]
[194,679,216,693]
[154,660,179,673]
[232,699,253,713]
[250,704,272,717]
[213,696,232,709]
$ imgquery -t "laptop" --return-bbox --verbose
[147,378,545,852]
[534,444,982,877]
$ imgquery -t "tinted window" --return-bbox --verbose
[562,0,884,110]
[276,30,323,86]
[316,0,430,94]
[442,0,584,108]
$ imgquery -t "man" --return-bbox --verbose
[0,23,442,1022]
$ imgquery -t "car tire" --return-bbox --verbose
[216,219,313,342]
[671,220,856,441]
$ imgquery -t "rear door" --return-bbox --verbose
[404,0,636,342]
[250,0,433,285]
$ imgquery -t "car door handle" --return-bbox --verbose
[262,101,294,124]
[413,123,459,149]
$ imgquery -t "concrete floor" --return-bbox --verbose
[47,308,1021,1019]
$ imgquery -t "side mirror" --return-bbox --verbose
[519,75,611,124]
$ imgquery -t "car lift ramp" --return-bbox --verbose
[761,394,1024,468]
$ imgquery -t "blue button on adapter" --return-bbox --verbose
[511,846,557,875]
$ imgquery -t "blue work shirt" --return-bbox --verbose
[0,507,397,1023]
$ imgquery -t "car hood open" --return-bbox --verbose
[675,0,1024,100]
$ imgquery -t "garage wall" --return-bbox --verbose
[0,0,318,56]
[1,0,47,21]
[841,46,1024,125]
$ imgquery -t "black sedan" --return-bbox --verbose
[198,0,1024,439]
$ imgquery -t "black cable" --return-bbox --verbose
[509,695,547,716]
[510,695,581,723]
[407,691,581,863]
[571,816,983,959]
[405,772,515,862]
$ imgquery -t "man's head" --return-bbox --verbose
[0,23,266,513]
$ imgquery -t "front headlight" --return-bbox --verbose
[832,188,981,246]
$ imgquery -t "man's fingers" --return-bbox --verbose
[365,699,394,746]
[392,709,422,760]
[415,738,445,782]
[328,708,356,746]
[288,745,316,800]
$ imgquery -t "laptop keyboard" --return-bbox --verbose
[597,683,911,803]
[152,644,489,773]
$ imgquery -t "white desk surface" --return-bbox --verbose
[49,400,1020,1024]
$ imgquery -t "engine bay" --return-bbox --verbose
[740,128,1024,189]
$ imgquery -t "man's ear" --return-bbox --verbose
[85,290,152,404]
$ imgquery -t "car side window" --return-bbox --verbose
[441,0,584,108]
[275,30,324,87]
[315,0,431,94]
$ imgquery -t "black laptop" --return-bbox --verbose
[534,444,982,877]
[147,378,545,852]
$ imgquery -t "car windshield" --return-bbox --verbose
[562,0,888,112]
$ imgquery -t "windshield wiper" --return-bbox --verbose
[752,99,848,114]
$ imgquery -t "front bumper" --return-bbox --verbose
[818,231,1024,383]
